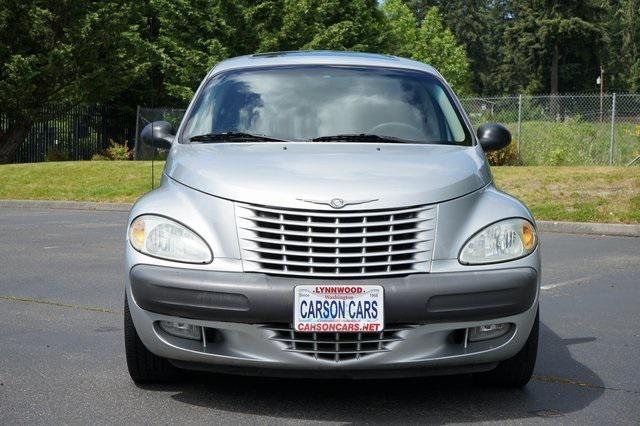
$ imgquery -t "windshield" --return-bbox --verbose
[180,66,472,145]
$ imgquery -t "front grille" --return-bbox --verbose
[263,324,412,362]
[235,203,437,277]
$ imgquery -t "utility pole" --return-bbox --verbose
[609,93,616,166]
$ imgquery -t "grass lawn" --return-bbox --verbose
[0,161,638,223]
[492,167,640,224]
[0,161,163,204]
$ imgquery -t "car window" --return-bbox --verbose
[181,66,471,145]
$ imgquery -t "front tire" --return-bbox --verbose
[124,296,183,384]
[474,308,539,388]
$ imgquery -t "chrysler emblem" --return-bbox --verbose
[330,198,345,209]
[296,197,378,209]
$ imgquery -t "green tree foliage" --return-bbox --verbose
[404,0,640,94]
[243,0,285,52]
[501,0,607,94]
[147,0,237,103]
[620,0,640,92]
[413,8,471,92]
[2,0,639,163]
[401,1,510,94]
[604,0,640,92]
[383,0,470,92]
[401,0,432,20]
[136,0,390,104]
[275,0,387,52]
[383,0,420,58]
[0,0,145,163]
[424,1,492,94]
[404,1,626,95]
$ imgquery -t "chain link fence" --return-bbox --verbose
[135,93,640,166]
[460,94,640,166]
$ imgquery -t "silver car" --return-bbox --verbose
[125,51,540,387]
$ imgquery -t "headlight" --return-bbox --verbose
[128,215,212,264]
[459,218,537,265]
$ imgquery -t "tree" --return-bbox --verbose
[275,0,388,52]
[147,0,238,103]
[500,0,607,94]
[0,0,145,163]
[620,0,640,92]
[382,0,419,58]
[243,0,285,53]
[401,0,433,21]
[134,0,390,106]
[428,1,490,94]
[383,0,471,92]
[400,1,510,94]
[413,7,471,92]
[605,0,640,92]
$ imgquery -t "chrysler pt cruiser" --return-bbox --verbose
[125,51,540,387]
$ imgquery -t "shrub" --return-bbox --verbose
[105,140,133,160]
[486,140,520,166]
[91,140,133,161]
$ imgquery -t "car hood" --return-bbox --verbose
[165,143,491,210]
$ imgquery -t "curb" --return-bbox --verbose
[1,199,639,237]
[536,220,640,238]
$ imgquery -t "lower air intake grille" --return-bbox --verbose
[263,324,412,362]
[236,202,437,278]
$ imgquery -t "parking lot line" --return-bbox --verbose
[0,294,117,314]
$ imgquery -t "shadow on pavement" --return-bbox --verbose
[143,322,604,423]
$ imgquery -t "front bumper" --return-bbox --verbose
[127,265,539,378]
[131,265,537,323]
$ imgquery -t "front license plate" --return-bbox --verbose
[294,285,384,333]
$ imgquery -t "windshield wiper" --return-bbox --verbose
[189,132,285,143]
[310,133,416,144]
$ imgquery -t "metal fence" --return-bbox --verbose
[459,94,640,166]
[132,93,640,166]
[1,105,136,163]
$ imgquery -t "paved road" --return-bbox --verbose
[1,207,639,425]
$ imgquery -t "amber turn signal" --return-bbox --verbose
[522,222,536,250]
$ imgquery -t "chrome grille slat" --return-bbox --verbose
[238,204,430,218]
[240,225,425,239]
[236,202,436,277]
[285,348,391,355]
[252,268,423,278]
[263,324,412,362]
[241,236,429,248]
[243,257,423,268]
[244,247,429,258]
[239,215,430,228]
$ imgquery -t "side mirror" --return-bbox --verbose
[477,123,511,152]
[141,121,175,150]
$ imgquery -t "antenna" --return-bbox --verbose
[151,120,155,190]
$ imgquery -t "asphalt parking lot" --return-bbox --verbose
[1,207,639,424]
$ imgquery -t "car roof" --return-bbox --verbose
[207,50,442,79]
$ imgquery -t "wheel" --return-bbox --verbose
[124,296,183,384]
[474,308,539,388]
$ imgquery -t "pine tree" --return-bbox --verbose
[501,0,607,94]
